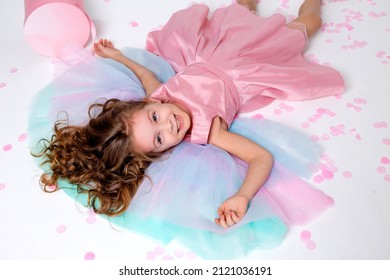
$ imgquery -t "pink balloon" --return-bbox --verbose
[24,0,95,57]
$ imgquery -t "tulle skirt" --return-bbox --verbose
[28,49,333,259]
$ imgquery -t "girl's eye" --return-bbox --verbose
[157,135,162,145]
[152,112,158,122]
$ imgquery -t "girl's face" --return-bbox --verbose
[130,101,191,154]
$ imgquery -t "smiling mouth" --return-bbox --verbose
[174,114,180,133]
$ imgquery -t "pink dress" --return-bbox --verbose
[148,4,344,143]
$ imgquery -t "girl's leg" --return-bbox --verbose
[236,0,258,13]
[287,0,322,39]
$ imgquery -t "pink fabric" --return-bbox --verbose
[252,163,334,225]
[148,4,345,144]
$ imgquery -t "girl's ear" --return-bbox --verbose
[143,98,161,103]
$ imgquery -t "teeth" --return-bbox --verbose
[174,115,180,133]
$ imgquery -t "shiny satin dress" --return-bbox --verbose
[29,4,344,259]
[147,4,344,144]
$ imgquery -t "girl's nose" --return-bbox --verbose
[160,118,173,134]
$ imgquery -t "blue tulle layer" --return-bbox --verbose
[28,49,333,259]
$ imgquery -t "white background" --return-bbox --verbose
[0,0,389,264]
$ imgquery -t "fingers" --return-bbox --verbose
[96,38,113,48]
[93,39,115,57]
[215,211,241,228]
[93,42,102,55]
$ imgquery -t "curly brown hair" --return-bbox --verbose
[33,98,161,216]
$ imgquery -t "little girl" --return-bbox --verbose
[30,0,344,258]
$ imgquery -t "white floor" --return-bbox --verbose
[0,0,389,262]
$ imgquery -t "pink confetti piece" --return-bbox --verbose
[321,134,330,141]
[377,166,386,174]
[251,113,264,119]
[300,230,317,250]
[85,208,97,224]
[354,40,368,48]
[322,169,335,180]
[306,240,317,250]
[321,154,330,161]
[353,98,367,104]
[2,144,12,151]
[285,106,294,112]
[381,157,390,164]
[346,103,362,112]
[56,225,67,233]
[0,183,6,191]
[274,109,282,115]
[86,216,96,224]
[330,124,345,136]
[129,21,139,27]
[18,133,28,142]
[186,251,197,259]
[313,174,324,183]
[328,165,339,173]
[383,138,390,146]
[155,246,165,255]
[300,230,312,241]
[9,68,18,73]
[342,171,352,179]
[0,82,7,88]
[376,51,386,58]
[87,208,96,216]
[174,249,186,258]
[345,126,360,140]
[369,11,387,18]
[325,158,336,166]
[84,252,95,260]
[319,163,329,171]
[317,108,327,114]
[384,175,390,182]
[311,135,320,142]
[279,103,294,112]
[373,122,388,128]
[146,251,156,260]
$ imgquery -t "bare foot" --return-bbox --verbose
[287,0,322,38]
[237,0,257,13]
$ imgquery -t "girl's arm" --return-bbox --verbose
[208,117,274,228]
[94,39,161,97]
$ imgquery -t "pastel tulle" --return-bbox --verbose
[28,3,343,259]
[29,48,333,259]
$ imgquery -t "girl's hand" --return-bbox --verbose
[214,194,249,228]
[93,39,122,59]
[209,117,273,229]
